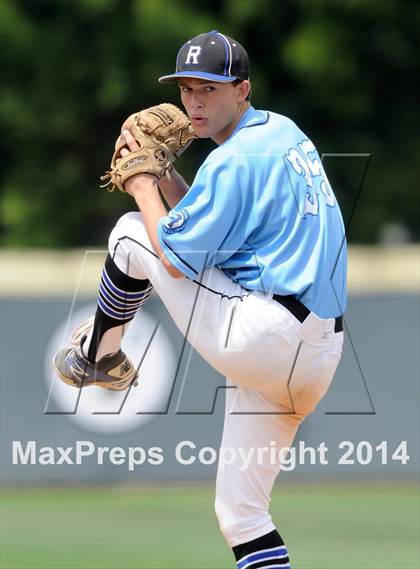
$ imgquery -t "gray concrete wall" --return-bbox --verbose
[1,247,419,484]
[1,292,418,484]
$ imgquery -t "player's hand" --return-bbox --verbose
[100,104,195,193]
[119,129,159,195]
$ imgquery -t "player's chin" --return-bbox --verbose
[192,128,212,139]
[194,131,211,139]
[190,121,213,138]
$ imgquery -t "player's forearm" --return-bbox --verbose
[158,167,190,209]
[129,179,184,279]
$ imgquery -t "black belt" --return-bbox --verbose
[273,294,343,333]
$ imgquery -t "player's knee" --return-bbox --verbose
[215,494,272,547]
[291,378,334,418]
[114,211,144,234]
[215,495,236,544]
[108,212,145,253]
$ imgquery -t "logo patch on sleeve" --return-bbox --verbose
[162,209,190,234]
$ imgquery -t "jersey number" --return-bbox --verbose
[286,139,335,216]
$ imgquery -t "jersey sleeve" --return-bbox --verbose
[157,153,252,279]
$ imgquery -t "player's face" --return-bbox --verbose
[179,78,250,144]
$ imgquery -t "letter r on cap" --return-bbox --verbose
[185,46,201,64]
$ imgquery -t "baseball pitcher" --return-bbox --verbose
[54,31,347,568]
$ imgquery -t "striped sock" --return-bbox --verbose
[85,254,152,362]
[233,531,291,569]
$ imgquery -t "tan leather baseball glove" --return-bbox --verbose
[100,103,196,193]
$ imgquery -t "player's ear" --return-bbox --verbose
[234,80,251,102]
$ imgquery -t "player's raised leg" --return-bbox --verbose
[53,210,242,390]
[52,210,179,390]
[52,246,153,390]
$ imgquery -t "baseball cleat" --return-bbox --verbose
[52,318,138,391]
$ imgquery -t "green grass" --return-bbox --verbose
[1,483,419,569]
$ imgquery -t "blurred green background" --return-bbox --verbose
[0,0,419,247]
[2,483,419,568]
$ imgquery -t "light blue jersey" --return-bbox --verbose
[157,106,347,318]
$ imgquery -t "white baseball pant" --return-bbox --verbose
[109,212,343,547]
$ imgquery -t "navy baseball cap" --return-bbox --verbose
[159,30,249,84]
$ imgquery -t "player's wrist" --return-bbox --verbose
[124,174,159,196]
[158,167,189,207]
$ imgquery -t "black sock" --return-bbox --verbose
[232,530,290,568]
[87,254,152,362]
